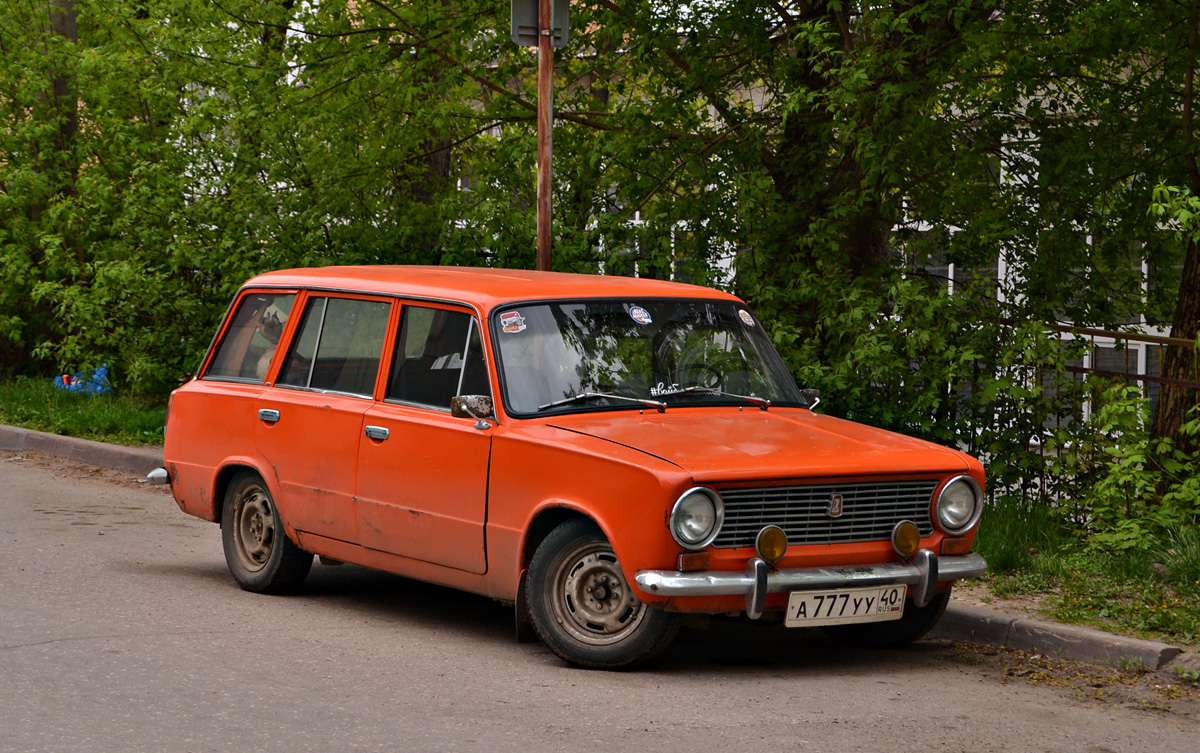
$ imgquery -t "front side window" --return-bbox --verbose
[277,296,391,396]
[386,306,489,409]
[205,292,295,383]
[492,299,805,415]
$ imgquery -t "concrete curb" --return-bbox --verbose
[0,423,163,476]
[932,602,1185,670]
[1,422,1192,672]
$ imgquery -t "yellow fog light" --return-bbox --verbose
[755,525,788,564]
[892,520,921,558]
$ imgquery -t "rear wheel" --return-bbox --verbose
[526,519,680,669]
[221,470,312,593]
[821,589,951,648]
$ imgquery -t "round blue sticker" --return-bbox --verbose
[629,306,653,325]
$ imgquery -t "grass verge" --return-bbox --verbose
[0,378,166,447]
[974,496,1200,648]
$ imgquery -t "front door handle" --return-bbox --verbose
[258,409,281,424]
[364,425,389,441]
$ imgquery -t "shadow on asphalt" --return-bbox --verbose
[110,546,949,672]
[182,560,954,673]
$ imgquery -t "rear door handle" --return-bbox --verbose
[258,409,281,424]
[364,425,389,441]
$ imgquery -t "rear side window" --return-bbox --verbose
[277,296,391,396]
[386,306,489,409]
[205,292,296,383]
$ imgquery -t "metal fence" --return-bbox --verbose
[1046,323,1199,425]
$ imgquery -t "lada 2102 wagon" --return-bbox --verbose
[153,266,987,668]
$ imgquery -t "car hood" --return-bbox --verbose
[546,409,970,483]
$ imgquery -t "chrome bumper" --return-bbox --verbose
[634,550,987,620]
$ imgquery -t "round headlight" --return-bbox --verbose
[935,476,983,534]
[669,488,724,549]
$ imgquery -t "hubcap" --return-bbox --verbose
[233,486,275,573]
[548,540,646,647]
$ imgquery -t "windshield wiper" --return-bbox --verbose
[655,386,771,410]
[538,391,667,413]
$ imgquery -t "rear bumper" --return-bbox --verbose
[634,551,987,619]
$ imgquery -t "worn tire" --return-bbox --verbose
[820,589,951,648]
[221,470,313,593]
[526,519,680,669]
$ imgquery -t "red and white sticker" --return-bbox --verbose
[499,311,526,334]
[738,309,755,327]
[629,306,653,325]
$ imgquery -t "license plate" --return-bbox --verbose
[784,585,906,627]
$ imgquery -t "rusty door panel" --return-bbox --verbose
[354,402,489,574]
[255,390,371,544]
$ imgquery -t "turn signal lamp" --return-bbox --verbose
[677,552,710,572]
[892,520,921,558]
[941,536,973,556]
[755,525,788,564]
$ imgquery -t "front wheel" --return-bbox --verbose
[821,589,951,648]
[221,470,313,593]
[526,519,680,669]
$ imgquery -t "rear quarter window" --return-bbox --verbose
[205,292,296,382]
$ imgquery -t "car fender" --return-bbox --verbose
[487,423,693,601]
[207,457,303,544]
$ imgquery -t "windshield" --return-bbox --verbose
[492,299,805,416]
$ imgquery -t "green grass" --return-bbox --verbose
[0,378,167,447]
[976,496,1200,647]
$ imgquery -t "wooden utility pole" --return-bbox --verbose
[536,0,553,272]
[512,0,567,271]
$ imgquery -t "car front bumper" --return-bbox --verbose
[634,550,987,619]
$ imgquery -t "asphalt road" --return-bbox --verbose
[2,453,1197,753]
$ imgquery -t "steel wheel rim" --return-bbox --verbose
[546,539,647,647]
[232,484,275,573]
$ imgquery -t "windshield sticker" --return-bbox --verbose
[649,382,682,397]
[738,309,755,327]
[629,306,653,325]
[499,311,527,334]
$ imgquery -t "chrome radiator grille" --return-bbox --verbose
[712,480,938,549]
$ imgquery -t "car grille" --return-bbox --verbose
[712,480,938,549]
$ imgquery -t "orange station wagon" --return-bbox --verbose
[153,266,987,668]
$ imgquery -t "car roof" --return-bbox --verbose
[245,265,740,312]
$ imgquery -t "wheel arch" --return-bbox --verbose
[520,505,600,572]
[212,460,280,526]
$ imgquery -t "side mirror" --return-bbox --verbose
[451,395,495,424]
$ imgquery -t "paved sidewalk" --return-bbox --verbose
[1,422,1192,673]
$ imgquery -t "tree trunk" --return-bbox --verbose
[34,0,79,223]
[1151,238,1200,447]
[20,0,81,372]
[1152,0,1200,449]
[47,1,79,180]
